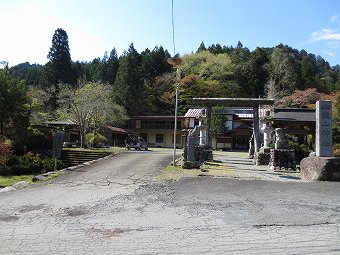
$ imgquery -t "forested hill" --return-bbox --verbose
[10,41,340,116]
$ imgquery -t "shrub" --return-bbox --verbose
[85,133,108,148]
[289,142,310,164]
[42,157,63,172]
[7,154,43,175]
[334,144,340,157]
[0,136,13,165]
[25,127,52,151]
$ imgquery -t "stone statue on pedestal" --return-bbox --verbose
[275,128,290,150]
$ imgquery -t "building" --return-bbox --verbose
[104,126,137,147]
[128,116,185,148]
[184,108,255,150]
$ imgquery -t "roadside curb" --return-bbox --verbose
[0,152,120,193]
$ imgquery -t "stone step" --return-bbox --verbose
[60,150,111,168]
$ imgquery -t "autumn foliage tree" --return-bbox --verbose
[280,88,328,108]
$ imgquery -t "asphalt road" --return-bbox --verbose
[1,149,340,254]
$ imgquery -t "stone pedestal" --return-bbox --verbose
[254,151,271,165]
[269,149,296,170]
[300,157,340,181]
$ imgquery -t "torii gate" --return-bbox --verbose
[192,98,275,153]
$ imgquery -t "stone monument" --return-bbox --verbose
[316,101,333,157]
[182,109,212,169]
[274,128,290,150]
[301,101,340,181]
[253,114,272,165]
[269,128,296,170]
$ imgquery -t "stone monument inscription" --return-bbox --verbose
[316,101,333,157]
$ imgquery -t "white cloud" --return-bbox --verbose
[309,28,340,43]
[331,14,338,23]
[324,51,334,56]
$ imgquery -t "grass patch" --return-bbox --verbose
[47,170,65,180]
[159,164,200,181]
[201,161,237,177]
[0,174,34,187]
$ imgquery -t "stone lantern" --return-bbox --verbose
[260,110,272,153]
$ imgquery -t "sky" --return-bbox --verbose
[1,0,340,67]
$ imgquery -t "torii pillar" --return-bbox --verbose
[253,104,260,153]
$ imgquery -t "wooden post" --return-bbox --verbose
[206,105,212,148]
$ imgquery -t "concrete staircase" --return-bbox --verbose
[60,150,111,168]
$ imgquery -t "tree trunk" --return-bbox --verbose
[79,130,88,148]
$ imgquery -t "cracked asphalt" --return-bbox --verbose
[1,149,340,254]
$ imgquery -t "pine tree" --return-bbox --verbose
[47,28,73,85]
[114,43,145,116]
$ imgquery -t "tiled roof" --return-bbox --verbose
[273,108,316,122]
[106,126,137,134]
[184,108,204,118]
[43,119,76,126]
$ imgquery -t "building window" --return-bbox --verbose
[141,121,149,129]
[156,134,164,143]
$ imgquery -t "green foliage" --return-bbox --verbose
[42,157,63,172]
[289,142,310,164]
[178,75,239,114]
[114,43,145,116]
[58,82,127,147]
[210,113,228,138]
[25,127,52,151]
[180,50,235,81]
[334,144,340,157]
[0,68,31,150]
[0,136,12,165]
[6,155,63,175]
[7,155,42,175]
[47,28,73,85]
[85,133,108,148]
[266,44,301,99]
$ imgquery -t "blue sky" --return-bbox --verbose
[1,0,340,67]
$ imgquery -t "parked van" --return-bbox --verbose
[125,136,148,150]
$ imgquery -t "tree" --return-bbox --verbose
[300,54,317,88]
[196,42,206,53]
[280,88,328,108]
[245,47,269,97]
[114,43,150,116]
[46,28,73,85]
[210,112,228,145]
[57,82,127,148]
[102,48,119,85]
[180,50,235,82]
[0,68,30,148]
[266,44,300,99]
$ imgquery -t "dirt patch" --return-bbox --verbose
[92,227,130,237]
[0,215,19,222]
[19,204,47,213]
[63,206,88,217]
